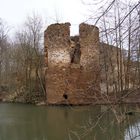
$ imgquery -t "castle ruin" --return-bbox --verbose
[44,23,100,105]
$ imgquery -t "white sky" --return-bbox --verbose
[0,0,138,36]
[0,0,90,35]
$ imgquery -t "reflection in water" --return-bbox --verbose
[0,103,140,140]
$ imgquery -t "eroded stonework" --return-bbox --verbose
[44,22,100,105]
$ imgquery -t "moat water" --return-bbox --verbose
[0,103,140,140]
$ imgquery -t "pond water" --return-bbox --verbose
[0,103,140,140]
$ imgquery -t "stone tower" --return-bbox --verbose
[44,22,100,105]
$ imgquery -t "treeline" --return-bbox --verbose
[0,14,46,103]
[91,0,140,97]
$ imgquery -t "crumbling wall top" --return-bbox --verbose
[44,22,71,39]
[79,23,99,38]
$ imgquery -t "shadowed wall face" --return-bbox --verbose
[44,23,100,105]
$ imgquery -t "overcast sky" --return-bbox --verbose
[0,0,138,35]
[0,0,91,35]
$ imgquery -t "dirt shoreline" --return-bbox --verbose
[0,88,139,106]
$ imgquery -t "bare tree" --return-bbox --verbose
[24,13,46,97]
[0,18,9,89]
[8,13,46,103]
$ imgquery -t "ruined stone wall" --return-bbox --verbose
[100,43,126,93]
[44,23,100,105]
